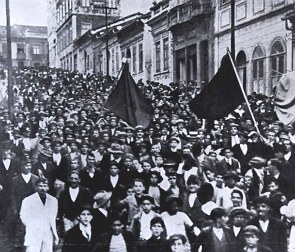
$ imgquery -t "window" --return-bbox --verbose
[138,42,143,73]
[81,22,92,36]
[108,0,116,8]
[115,46,120,71]
[17,44,25,54]
[132,44,137,74]
[111,48,115,73]
[253,0,264,14]
[81,0,90,7]
[33,45,40,55]
[236,51,247,91]
[270,40,285,88]
[69,24,72,44]
[163,38,169,71]
[155,41,161,73]
[252,46,265,93]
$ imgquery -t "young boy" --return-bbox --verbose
[243,225,272,252]
[130,195,159,240]
[139,217,169,252]
[119,178,145,226]
[62,204,95,252]
[92,213,136,252]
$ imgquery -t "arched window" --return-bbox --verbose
[270,40,285,90]
[236,51,247,92]
[252,46,265,94]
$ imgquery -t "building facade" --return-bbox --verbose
[214,0,294,95]
[52,0,120,71]
[74,13,152,82]
[0,25,48,68]
[168,0,215,88]
[147,0,173,85]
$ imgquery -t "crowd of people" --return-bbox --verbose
[0,66,295,252]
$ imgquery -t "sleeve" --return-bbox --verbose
[181,212,193,228]
[20,197,29,226]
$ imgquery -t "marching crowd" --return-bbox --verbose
[0,66,295,252]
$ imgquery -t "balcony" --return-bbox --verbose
[168,0,213,30]
[16,52,26,60]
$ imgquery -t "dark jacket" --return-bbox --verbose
[10,173,38,213]
[196,226,233,252]
[136,236,169,252]
[58,186,93,221]
[62,224,97,252]
[247,217,287,252]
[92,231,137,252]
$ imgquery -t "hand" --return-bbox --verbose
[54,235,59,245]
[193,226,201,236]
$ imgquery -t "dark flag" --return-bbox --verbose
[189,52,244,120]
[104,63,153,128]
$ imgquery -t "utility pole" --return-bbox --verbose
[231,0,235,62]
[6,0,13,120]
[93,0,117,79]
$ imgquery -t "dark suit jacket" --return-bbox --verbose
[0,158,20,207]
[92,231,136,252]
[161,149,182,166]
[136,236,169,252]
[91,209,110,237]
[247,217,288,252]
[53,155,71,183]
[79,168,104,195]
[62,224,96,252]
[232,144,253,175]
[182,192,210,229]
[32,160,56,192]
[10,173,38,213]
[100,175,126,205]
[228,225,245,252]
[58,186,93,221]
[196,226,233,252]
[100,154,124,174]
[216,158,240,176]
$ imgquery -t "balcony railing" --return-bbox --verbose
[168,0,213,29]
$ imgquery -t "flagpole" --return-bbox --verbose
[227,50,261,134]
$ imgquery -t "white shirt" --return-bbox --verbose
[3,159,11,170]
[225,158,232,165]
[98,208,108,217]
[259,219,269,233]
[23,138,32,149]
[52,153,61,166]
[110,175,119,188]
[81,154,87,168]
[231,135,240,147]
[109,234,127,252]
[161,211,193,238]
[213,227,224,241]
[140,212,154,240]
[188,193,197,208]
[41,162,47,170]
[233,226,241,237]
[285,152,292,161]
[240,144,248,155]
[21,173,32,183]
[69,187,79,202]
[79,223,91,241]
